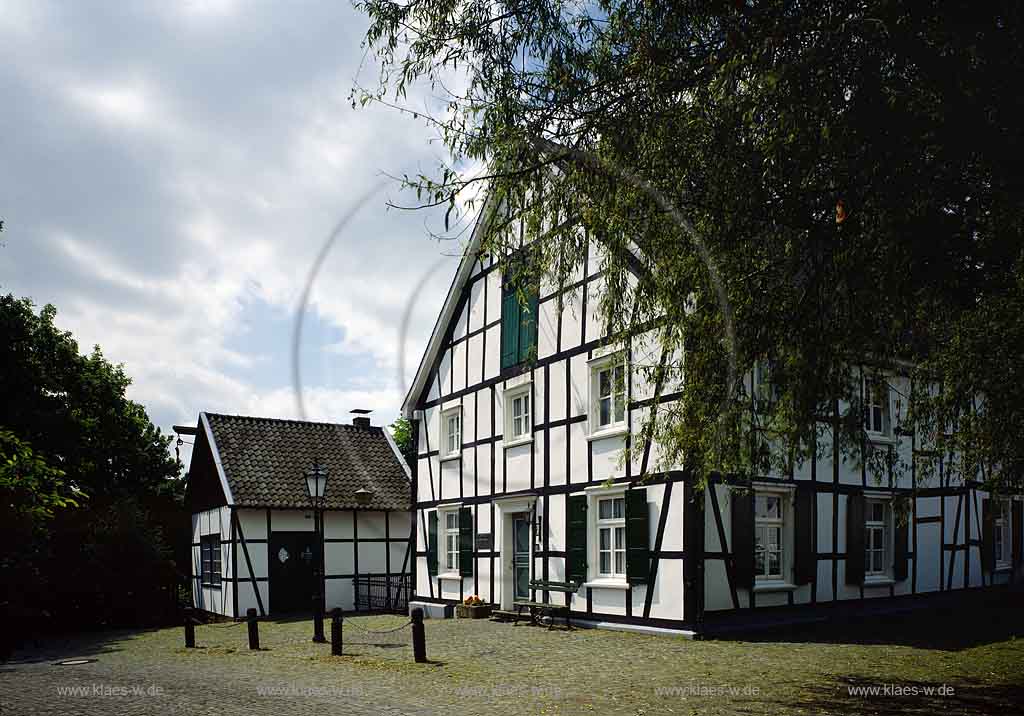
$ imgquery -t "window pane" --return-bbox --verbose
[599,396,611,426]
[614,526,625,550]
[756,495,780,519]
[599,369,611,398]
[614,551,625,575]
[614,393,625,423]
[768,527,780,550]
[523,394,530,422]
[599,500,612,520]
[613,498,625,519]
[599,527,610,550]
[768,551,780,576]
[600,552,610,574]
[513,415,522,437]
[446,512,457,529]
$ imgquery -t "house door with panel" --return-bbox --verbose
[512,515,531,602]
[269,531,316,614]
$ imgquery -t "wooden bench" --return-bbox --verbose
[511,580,580,630]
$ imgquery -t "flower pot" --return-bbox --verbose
[455,604,492,619]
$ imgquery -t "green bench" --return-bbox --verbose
[510,580,580,630]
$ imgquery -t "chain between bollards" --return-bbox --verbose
[411,607,426,663]
[330,608,343,656]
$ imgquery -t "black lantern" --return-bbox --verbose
[304,461,329,643]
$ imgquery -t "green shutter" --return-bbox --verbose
[517,285,538,364]
[793,484,815,584]
[458,507,473,577]
[566,494,588,585]
[500,289,520,369]
[982,498,995,572]
[893,514,909,581]
[731,490,754,589]
[427,511,438,577]
[625,488,651,584]
[845,494,865,585]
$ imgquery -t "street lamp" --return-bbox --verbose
[304,461,329,643]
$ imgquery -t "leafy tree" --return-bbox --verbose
[0,429,83,522]
[0,294,185,640]
[390,416,415,466]
[356,1,1024,492]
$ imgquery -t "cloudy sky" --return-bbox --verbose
[0,1,474,467]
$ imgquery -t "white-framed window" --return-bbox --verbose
[596,495,626,579]
[589,353,628,436]
[503,383,532,446]
[863,375,891,438]
[443,509,460,572]
[440,406,461,459]
[754,491,784,580]
[864,498,891,577]
[995,499,1012,570]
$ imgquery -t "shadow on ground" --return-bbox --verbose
[707,587,1024,650]
[773,676,1024,716]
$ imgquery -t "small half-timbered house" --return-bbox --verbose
[185,412,413,618]
[401,210,1023,635]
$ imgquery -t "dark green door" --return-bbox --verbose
[269,531,316,614]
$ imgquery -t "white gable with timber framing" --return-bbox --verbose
[402,203,1024,635]
[184,412,413,619]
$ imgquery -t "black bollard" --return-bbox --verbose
[183,607,196,648]
[411,607,426,663]
[312,593,326,643]
[247,608,260,650]
[330,608,343,656]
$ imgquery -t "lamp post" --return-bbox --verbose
[304,461,329,643]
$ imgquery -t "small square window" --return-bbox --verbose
[590,355,628,435]
[440,407,461,459]
[503,385,532,445]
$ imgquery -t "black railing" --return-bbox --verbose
[352,574,412,613]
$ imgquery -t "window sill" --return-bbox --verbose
[583,579,630,591]
[439,452,461,463]
[437,572,463,581]
[504,435,533,449]
[753,581,798,593]
[866,433,898,447]
[587,426,628,442]
[863,576,896,587]
[994,564,1013,573]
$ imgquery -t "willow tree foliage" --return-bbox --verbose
[356,1,1024,492]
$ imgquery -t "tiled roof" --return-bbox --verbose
[203,413,410,511]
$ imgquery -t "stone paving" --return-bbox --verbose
[1,607,1022,715]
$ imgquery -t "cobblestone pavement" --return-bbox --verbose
[2,609,1022,715]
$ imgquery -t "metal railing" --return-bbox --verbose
[352,574,411,613]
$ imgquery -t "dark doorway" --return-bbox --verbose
[269,531,316,614]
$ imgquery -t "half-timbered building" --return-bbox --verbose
[402,213,1024,635]
[185,412,412,619]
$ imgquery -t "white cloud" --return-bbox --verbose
[0,1,465,470]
